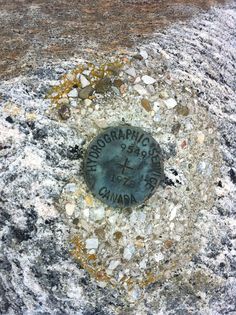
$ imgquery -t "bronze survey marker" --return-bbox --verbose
[83,125,163,208]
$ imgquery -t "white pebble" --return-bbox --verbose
[125,67,136,77]
[108,260,120,270]
[90,207,105,221]
[123,244,135,260]
[95,104,100,110]
[68,88,78,98]
[80,74,90,88]
[133,84,148,95]
[65,203,75,216]
[85,238,99,249]
[134,76,141,84]
[197,131,205,144]
[82,70,91,76]
[70,99,78,107]
[84,99,92,106]
[164,98,177,109]
[169,206,177,221]
[153,113,161,122]
[140,50,148,59]
[139,259,147,269]
[64,183,77,193]
[142,75,156,85]
[154,252,164,262]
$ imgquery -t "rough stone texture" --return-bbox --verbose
[0,2,236,315]
[0,0,231,80]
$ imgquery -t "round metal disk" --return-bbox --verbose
[83,125,164,208]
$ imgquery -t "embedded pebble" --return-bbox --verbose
[63,183,77,193]
[58,97,69,105]
[79,86,94,99]
[90,207,105,221]
[65,203,75,216]
[159,90,169,99]
[133,84,148,95]
[70,99,78,107]
[123,244,135,260]
[125,67,136,77]
[85,238,99,249]
[141,98,152,112]
[68,88,78,98]
[84,99,92,106]
[108,260,120,270]
[142,75,156,85]
[58,105,71,120]
[197,131,205,144]
[134,77,141,84]
[139,50,148,59]
[80,74,90,88]
[164,98,177,109]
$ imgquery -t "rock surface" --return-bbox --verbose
[0,2,236,315]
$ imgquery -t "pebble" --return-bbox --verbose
[164,98,177,109]
[133,84,148,95]
[70,99,78,108]
[82,70,91,76]
[84,99,92,106]
[80,74,90,88]
[64,183,77,193]
[113,79,124,88]
[132,54,143,60]
[146,85,156,95]
[139,259,147,269]
[141,98,152,112]
[85,238,99,249]
[196,131,205,144]
[171,122,181,134]
[140,50,148,59]
[111,86,120,95]
[142,75,156,85]
[134,77,141,84]
[153,113,161,122]
[125,67,136,77]
[123,244,135,260]
[90,207,105,221]
[108,260,120,270]
[65,202,75,216]
[58,97,69,105]
[176,105,190,116]
[119,84,127,95]
[68,88,78,98]
[79,86,94,99]
[95,77,112,94]
[58,105,71,120]
[159,90,169,99]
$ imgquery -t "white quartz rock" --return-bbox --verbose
[133,84,148,95]
[90,207,105,221]
[142,75,156,85]
[80,74,90,88]
[125,67,136,77]
[68,88,78,98]
[85,238,99,249]
[108,260,120,270]
[140,50,148,59]
[164,98,177,109]
[123,244,135,260]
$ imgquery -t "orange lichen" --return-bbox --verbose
[48,59,125,112]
